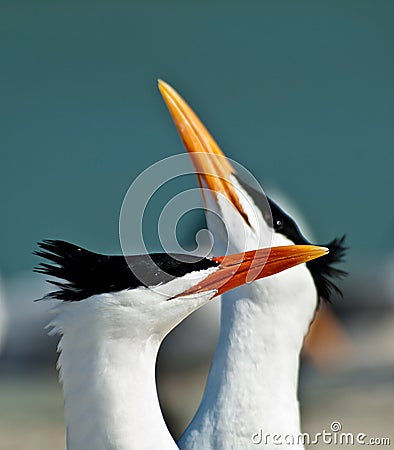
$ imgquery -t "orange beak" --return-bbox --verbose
[179,245,328,298]
[158,79,250,225]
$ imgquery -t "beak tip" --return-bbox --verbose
[157,79,171,95]
[304,245,330,260]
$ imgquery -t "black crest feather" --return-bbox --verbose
[34,240,218,302]
[306,235,347,302]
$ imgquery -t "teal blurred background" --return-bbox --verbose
[1,0,394,275]
[1,1,393,449]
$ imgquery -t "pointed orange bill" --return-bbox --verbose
[158,79,250,225]
[178,245,328,298]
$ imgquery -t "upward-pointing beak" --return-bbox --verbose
[179,245,328,298]
[158,79,250,225]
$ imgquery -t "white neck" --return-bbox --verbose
[52,296,180,450]
[179,181,317,449]
[179,265,316,450]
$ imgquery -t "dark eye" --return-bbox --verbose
[276,220,283,230]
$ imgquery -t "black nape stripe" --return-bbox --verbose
[34,240,218,302]
[236,176,347,302]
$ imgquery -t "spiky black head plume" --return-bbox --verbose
[34,240,218,302]
[306,235,347,302]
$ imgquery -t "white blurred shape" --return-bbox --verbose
[383,254,394,306]
[2,271,56,363]
[0,273,7,354]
